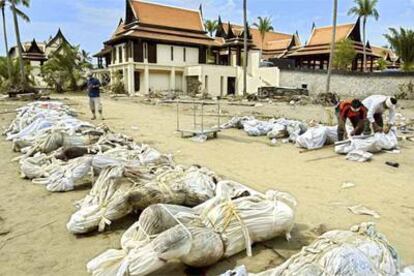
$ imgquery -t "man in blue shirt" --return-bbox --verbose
[87,73,104,120]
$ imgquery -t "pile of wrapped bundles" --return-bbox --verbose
[221,116,308,142]
[87,181,297,275]
[223,222,405,276]
[221,116,400,155]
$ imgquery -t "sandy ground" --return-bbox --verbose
[0,94,413,276]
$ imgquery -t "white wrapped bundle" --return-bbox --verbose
[200,189,296,257]
[335,129,398,154]
[87,182,296,276]
[250,222,400,276]
[32,156,94,192]
[67,165,217,234]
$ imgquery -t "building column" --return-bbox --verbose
[122,67,128,90]
[143,65,149,95]
[109,69,114,86]
[236,47,241,66]
[170,67,176,92]
[127,63,135,95]
[182,74,187,94]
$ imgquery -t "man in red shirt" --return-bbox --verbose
[335,99,368,141]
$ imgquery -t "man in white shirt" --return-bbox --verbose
[362,95,397,134]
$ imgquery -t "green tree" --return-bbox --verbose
[348,0,379,72]
[0,56,31,93]
[10,0,31,87]
[42,44,91,93]
[253,16,274,59]
[376,57,388,71]
[384,27,414,72]
[204,19,218,37]
[1,0,29,80]
[333,39,357,70]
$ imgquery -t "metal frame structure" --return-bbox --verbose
[176,100,221,139]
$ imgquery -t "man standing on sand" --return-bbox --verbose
[336,99,368,141]
[87,73,104,120]
[362,95,397,134]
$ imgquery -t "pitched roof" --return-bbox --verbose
[371,46,398,60]
[130,0,204,32]
[221,23,292,50]
[110,27,217,46]
[307,23,355,45]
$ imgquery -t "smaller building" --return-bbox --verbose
[371,46,400,70]
[286,19,379,72]
[9,29,72,76]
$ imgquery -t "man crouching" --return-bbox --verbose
[336,99,367,141]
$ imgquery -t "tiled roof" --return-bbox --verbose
[222,23,293,50]
[130,0,204,32]
[111,28,218,47]
[308,23,355,45]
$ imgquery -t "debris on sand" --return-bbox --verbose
[348,204,380,219]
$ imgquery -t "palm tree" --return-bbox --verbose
[242,0,247,96]
[1,0,29,80]
[385,27,414,72]
[326,0,338,93]
[204,19,218,37]
[42,44,91,92]
[10,0,30,87]
[348,0,379,72]
[253,16,274,60]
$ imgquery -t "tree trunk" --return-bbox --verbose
[326,0,338,93]
[362,16,367,73]
[261,36,264,61]
[1,6,12,79]
[242,0,247,96]
[10,0,26,87]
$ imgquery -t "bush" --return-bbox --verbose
[333,39,357,70]
[396,81,414,100]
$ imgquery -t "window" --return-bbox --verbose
[183,48,186,62]
[118,46,123,63]
[171,46,174,61]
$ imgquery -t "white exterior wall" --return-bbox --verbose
[157,44,198,66]
[102,43,280,96]
[186,65,237,96]
[149,71,170,92]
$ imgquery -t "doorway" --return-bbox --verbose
[134,71,140,92]
[227,77,236,95]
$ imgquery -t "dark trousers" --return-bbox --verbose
[364,113,383,134]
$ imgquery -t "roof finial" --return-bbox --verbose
[199,3,203,19]
[311,22,316,31]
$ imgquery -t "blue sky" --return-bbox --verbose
[1,0,414,56]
